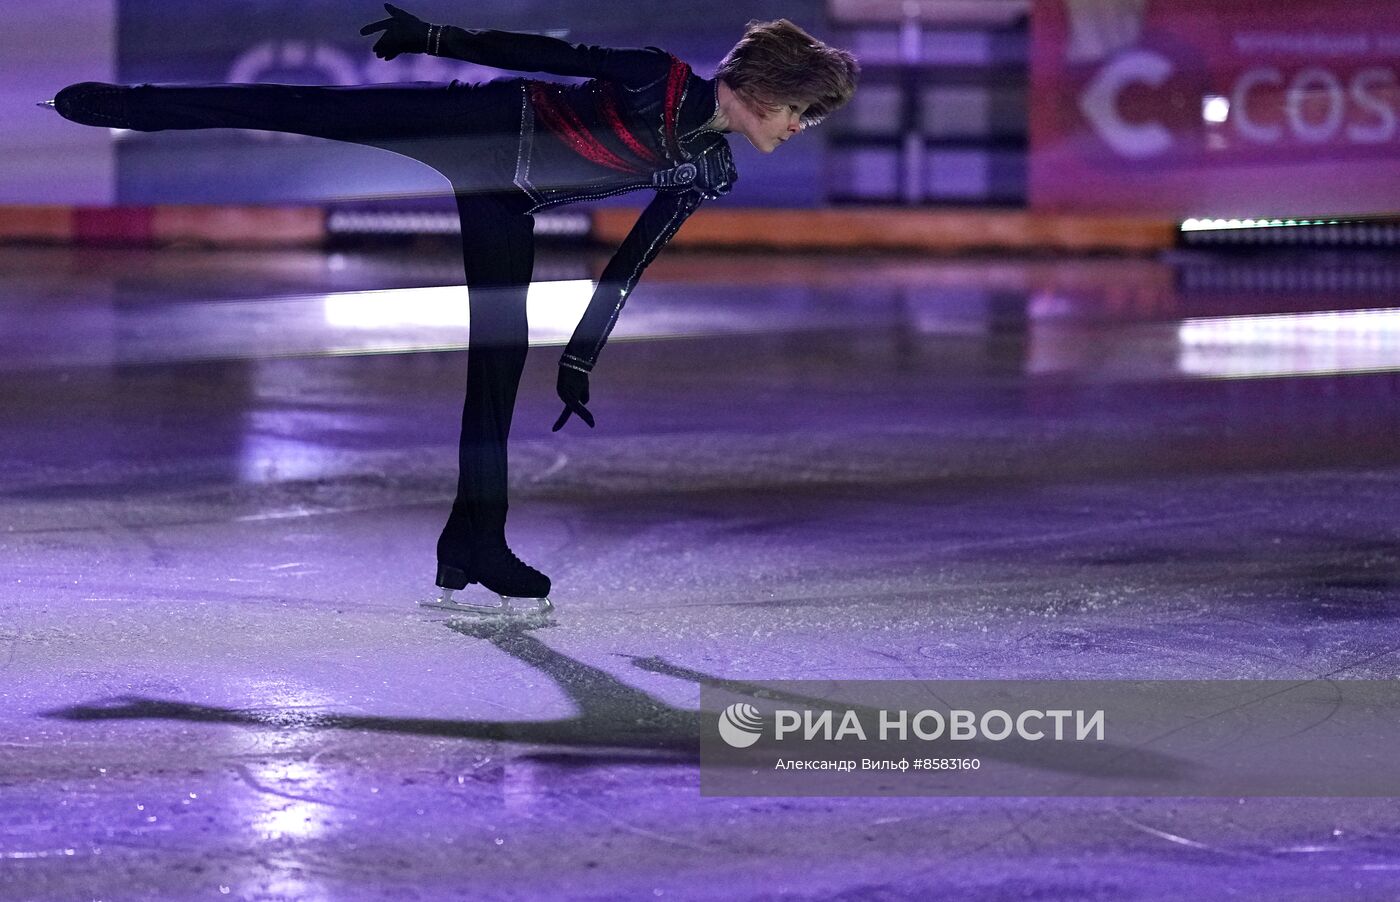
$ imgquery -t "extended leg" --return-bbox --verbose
[56,81,455,137]
[51,80,521,184]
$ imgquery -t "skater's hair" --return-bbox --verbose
[716,19,859,128]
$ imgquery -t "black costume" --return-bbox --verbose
[55,22,738,597]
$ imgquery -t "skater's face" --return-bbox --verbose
[733,94,808,154]
[755,100,808,153]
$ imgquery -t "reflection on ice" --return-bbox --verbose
[228,684,345,901]
[1178,307,1400,378]
[244,758,337,842]
[320,281,595,340]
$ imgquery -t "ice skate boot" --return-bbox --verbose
[472,545,552,612]
[422,506,487,611]
[419,548,553,617]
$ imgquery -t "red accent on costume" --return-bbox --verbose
[661,58,690,161]
[597,88,661,166]
[528,55,694,171]
[529,82,640,174]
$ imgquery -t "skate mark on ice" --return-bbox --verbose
[529,450,569,483]
[937,506,1275,560]
[232,762,351,810]
[570,794,714,852]
[1110,809,1274,861]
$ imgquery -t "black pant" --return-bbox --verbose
[123,81,539,562]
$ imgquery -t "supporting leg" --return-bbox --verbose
[436,191,549,601]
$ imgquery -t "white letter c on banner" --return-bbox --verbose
[1080,49,1175,158]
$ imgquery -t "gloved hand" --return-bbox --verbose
[552,367,596,432]
[359,3,431,60]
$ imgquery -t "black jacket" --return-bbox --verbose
[433,26,739,374]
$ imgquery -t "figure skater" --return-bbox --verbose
[46,5,859,614]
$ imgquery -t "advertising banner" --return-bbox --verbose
[1029,0,1400,217]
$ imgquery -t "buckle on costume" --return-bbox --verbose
[651,162,698,189]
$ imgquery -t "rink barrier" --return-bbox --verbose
[0,203,1177,252]
[0,204,324,248]
[593,207,1178,253]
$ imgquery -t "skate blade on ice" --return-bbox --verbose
[418,586,553,617]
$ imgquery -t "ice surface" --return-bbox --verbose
[1,245,1398,900]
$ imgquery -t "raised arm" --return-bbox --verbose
[360,4,670,88]
[551,190,706,431]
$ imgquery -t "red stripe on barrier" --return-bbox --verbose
[73,207,155,246]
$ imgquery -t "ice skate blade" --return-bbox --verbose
[418,598,506,614]
[418,587,552,618]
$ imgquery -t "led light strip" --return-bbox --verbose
[326,210,591,237]
[1180,218,1346,231]
[1179,217,1400,248]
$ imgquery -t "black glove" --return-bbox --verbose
[359,3,431,60]
[552,367,596,432]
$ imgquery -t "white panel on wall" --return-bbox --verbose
[844,83,904,136]
[847,28,903,64]
[831,147,900,199]
[921,30,994,65]
[926,149,990,199]
[0,0,117,204]
[920,86,992,138]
